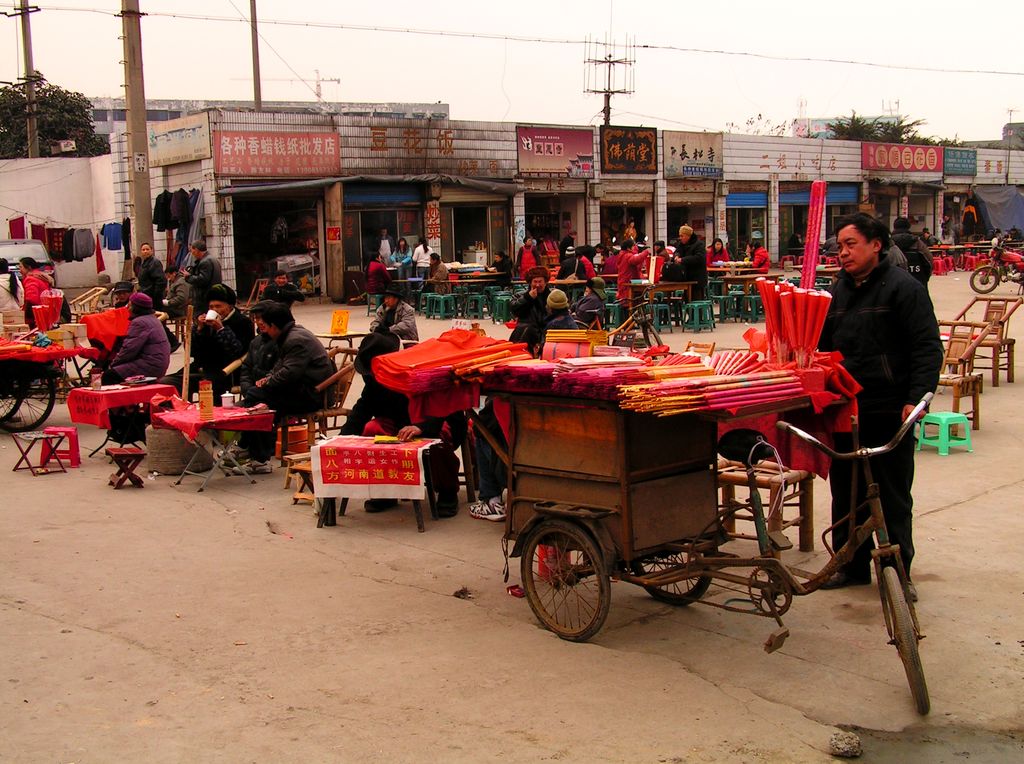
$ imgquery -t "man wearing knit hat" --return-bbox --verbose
[160,283,254,399]
[544,289,578,336]
[102,292,171,384]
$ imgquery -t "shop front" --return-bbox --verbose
[340,183,423,271]
[861,142,944,233]
[778,182,860,256]
[724,183,768,258]
[598,126,658,246]
[663,130,721,244]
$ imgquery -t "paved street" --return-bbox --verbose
[3,272,1023,762]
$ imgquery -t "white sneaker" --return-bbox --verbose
[469,498,505,522]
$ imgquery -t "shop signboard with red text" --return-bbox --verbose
[516,126,595,178]
[861,142,943,173]
[213,130,341,176]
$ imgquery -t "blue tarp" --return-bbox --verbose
[972,186,1024,233]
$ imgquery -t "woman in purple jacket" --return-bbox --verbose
[102,293,171,384]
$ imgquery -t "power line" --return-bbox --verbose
[4,4,1023,78]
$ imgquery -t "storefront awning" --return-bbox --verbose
[219,174,521,197]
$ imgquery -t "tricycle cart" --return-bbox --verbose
[476,391,930,714]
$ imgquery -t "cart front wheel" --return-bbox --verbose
[0,376,57,433]
[520,519,611,642]
[631,553,712,606]
[880,566,930,715]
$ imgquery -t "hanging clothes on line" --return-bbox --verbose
[8,215,27,239]
[73,228,95,260]
[122,217,132,259]
[153,190,175,231]
[101,222,123,251]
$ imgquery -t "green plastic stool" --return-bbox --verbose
[463,293,487,319]
[366,293,384,315]
[742,294,765,322]
[652,303,674,333]
[712,293,742,322]
[606,302,626,328]
[491,295,512,323]
[684,301,715,332]
[708,279,724,297]
[916,412,973,456]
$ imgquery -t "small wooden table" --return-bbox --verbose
[721,273,777,295]
[625,281,696,306]
[315,332,370,349]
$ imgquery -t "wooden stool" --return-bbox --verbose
[290,461,315,505]
[11,431,68,476]
[106,446,146,488]
[718,458,815,556]
[282,453,311,490]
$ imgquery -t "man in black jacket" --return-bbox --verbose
[890,217,933,287]
[262,270,307,307]
[818,214,942,602]
[183,240,221,313]
[675,225,708,299]
[137,242,166,311]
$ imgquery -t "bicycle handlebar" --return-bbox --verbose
[775,393,933,459]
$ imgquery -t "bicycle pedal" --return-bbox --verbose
[768,531,793,551]
[763,627,789,653]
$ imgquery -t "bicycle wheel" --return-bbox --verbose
[969,266,1001,294]
[631,553,711,606]
[521,519,611,642]
[1,376,57,433]
[880,566,930,715]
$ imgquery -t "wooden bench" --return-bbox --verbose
[717,458,814,556]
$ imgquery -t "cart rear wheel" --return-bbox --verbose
[631,553,711,606]
[0,376,56,433]
[520,519,611,642]
[880,566,930,715]
[970,266,1000,294]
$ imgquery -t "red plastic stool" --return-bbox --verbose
[41,425,81,468]
[932,258,947,276]
[943,256,955,273]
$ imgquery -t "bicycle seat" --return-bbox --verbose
[717,429,774,468]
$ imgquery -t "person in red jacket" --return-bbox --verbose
[614,239,648,308]
[17,256,55,327]
[750,235,771,273]
[365,253,392,296]
[706,237,728,266]
[516,238,539,281]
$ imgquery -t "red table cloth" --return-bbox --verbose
[67,383,177,428]
[312,435,437,501]
[151,405,275,442]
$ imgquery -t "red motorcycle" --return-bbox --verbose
[970,247,1024,294]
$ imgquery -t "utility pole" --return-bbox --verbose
[249,0,262,110]
[584,36,635,126]
[1006,108,1015,186]
[17,0,39,158]
[120,0,153,277]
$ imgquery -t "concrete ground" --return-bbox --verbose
[2,272,1023,763]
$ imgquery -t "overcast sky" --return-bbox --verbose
[2,0,1021,142]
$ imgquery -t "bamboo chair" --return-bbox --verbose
[685,340,716,356]
[936,320,991,430]
[953,296,1022,387]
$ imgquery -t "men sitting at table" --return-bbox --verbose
[100,293,171,385]
[919,228,938,247]
[341,332,462,516]
[510,266,553,356]
[161,283,255,399]
[487,250,513,286]
[366,252,392,299]
[369,285,419,342]
[426,252,451,294]
[232,300,280,464]
[263,270,307,307]
[236,302,333,474]
[556,246,587,280]
[572,277,606,328]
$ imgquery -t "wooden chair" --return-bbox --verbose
[239,278,269,311]
[936,320,991,430]
[685,340,716,356]
[69,286,110,320]
[954,296,1022,387]
[313,347,357,438]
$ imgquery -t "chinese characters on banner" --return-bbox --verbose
[663,131,723,178]
[599,126,658,174]
[943,147,977,176]
[311,436,434,500]
[148,113,211,167]
[350,124,515,177]
[516,126,595,178]
[861,142,943,173]
[425,201,442,251]
[213,130,341,176]
[759,150,838,173]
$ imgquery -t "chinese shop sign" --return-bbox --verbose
[861,142,943,173]
[600,126,658,174]
[214,130,341,176]
[516,126,595,178]
[943,147,977,176]
[663,131,723,178]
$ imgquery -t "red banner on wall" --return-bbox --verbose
[861,142,942,173]
[214,131,341,177]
